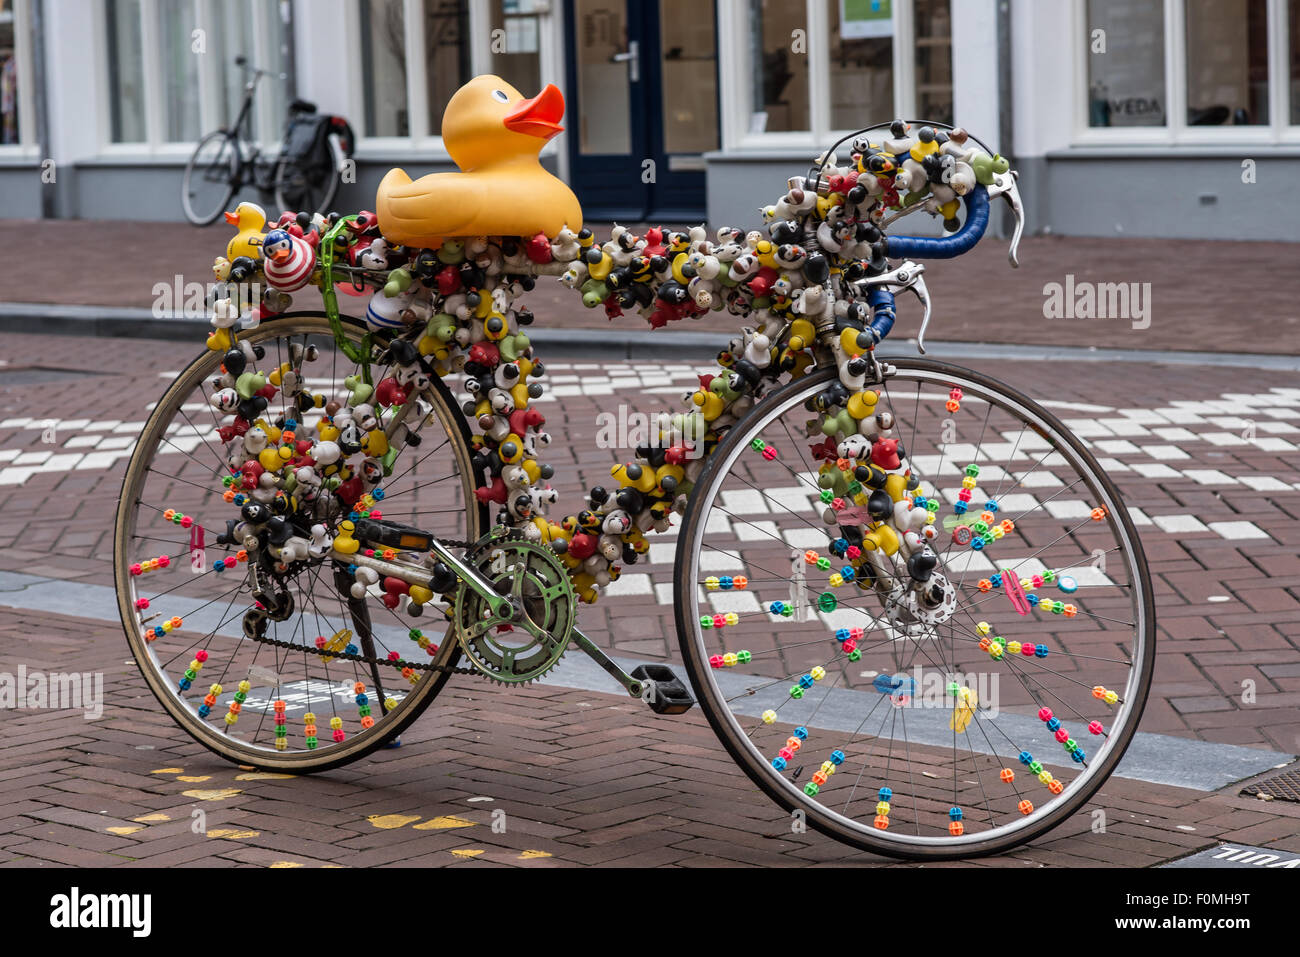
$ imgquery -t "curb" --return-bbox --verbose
[3,301,1299,369]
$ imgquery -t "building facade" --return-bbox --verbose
[2,0,1298,239]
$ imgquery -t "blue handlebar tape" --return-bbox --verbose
[882,185,990,260]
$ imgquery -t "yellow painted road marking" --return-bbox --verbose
[176,775,211,783]
[133,813,170,823]
[206,828,259,840]
[366,813,420,829]
[150,768,184,774]
[450,848,484,859]
[412,815,476,830]
[269,861,304,868]
[519,850,553,860]
[235,772,296,781]
[182,788,242,801]
[106,826,143,836]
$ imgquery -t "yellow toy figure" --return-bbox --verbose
[376,75,583,245]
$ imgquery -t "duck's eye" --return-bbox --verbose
[492,89,509,103]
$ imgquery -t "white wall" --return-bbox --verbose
[41,0,102,167]
[950,0,1002,151]
[1009,0,1076,157]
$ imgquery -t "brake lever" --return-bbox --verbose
[909,272,933,354]
[985,169,1024,268]
[854,260,933,355]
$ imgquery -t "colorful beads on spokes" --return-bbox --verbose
[224,679,250,726]
[161,508,196,528]
[705,575,748,591]
[875,786,892,829]
[303,711,318,749]
[129,554,171,576]
[178,647,207,691]
[709,649,752,668]
[273,699,288,750]
[771,725,807,772]
[355,682,374,729]
[1038,706,1086,764]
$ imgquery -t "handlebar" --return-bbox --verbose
[883,186,989,260]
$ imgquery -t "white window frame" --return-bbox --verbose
[95,0,286,156]
[0,0,38,155]
[719,0,932,152]
[347,0,564,162]
[1073,0,1300,146]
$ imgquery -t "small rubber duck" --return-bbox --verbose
[224,201,268,261]
[376,75,582,244]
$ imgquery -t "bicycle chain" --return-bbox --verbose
[240,537,483,677]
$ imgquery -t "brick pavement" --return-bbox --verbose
[2,218,1297,355]
[2,329,1300,865]
[2,605,1299,868]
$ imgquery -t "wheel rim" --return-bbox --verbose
[114,316,481,767]
[678,360,1154,852]
[183,133,237,225]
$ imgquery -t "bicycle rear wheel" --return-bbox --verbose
[675,358,1155,858]
[114,314,485,772]
[182,130,239,226]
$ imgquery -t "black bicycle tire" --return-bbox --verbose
[674,358,1157,859]
[113,312,488,773]
[182,130,240,226]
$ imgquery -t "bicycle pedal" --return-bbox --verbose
[353,518,432,551]
[630,664,695,715]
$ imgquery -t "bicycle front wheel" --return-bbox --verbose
[114,314,485,772]
[182,130,239,226]
[675,358,1155,859]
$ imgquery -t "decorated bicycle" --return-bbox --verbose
[116,75,1154,859]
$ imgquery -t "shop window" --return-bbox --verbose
[0,0,33,146]
[829,0,894,130]
[1292,0,1300,125]
[1185,0,1269,126]
[360,0,410,137]
[108,0,147,142]
[105,0,287,148]
[749,0,809,132]
[1085,0,1166,127]
[912,0,951,124]
[424,0,470,136]
[661,0,719,154]
[160,0,201,143]
[489,0,541,99]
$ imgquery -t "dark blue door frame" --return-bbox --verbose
[562,0,717,222]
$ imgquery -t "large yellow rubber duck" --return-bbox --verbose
[376,75,583,245]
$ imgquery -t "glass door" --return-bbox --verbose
[564,0,717,221]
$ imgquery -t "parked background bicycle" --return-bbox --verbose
[181,56,354,226]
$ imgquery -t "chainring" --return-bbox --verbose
[452,527,577,683]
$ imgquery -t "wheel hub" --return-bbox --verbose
[885,571,958,636]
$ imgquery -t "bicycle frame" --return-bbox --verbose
[308,167,1016,696]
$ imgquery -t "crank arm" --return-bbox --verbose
[570,626,646,697]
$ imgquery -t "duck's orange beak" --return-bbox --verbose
[503,84,565,140]
[224,211,239,225]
